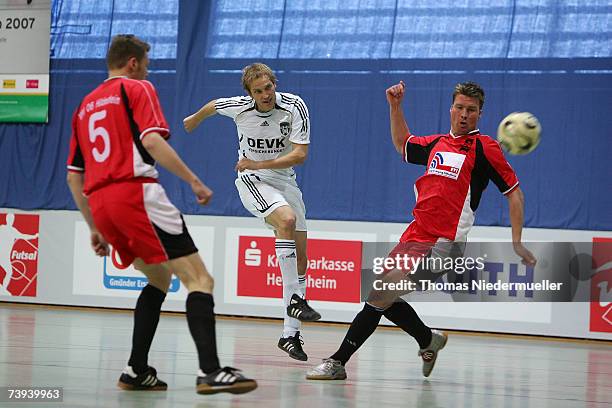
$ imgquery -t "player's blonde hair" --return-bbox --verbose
[242,63,277,94]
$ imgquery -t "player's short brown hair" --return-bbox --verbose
[241,63,277,94]
[106,34,150,70]
[453,81,485,110]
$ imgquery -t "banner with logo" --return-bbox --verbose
[234,234,362,303]
[0,0,51,123]
[0,212,39,297]
[72,221,215,299]
[590,238,612,333]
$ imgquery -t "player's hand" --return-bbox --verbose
[191,179,213,206]
[183,114,200,133]
[235,158,261,172]
[386,80,405,107]
[90,231,110,257]
[513,242,537,267]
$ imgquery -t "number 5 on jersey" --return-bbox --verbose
[89,110,110,162]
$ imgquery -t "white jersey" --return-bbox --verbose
[215,92,310,180]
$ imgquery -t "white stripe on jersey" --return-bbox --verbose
[140,126,171,140]
[125,78,163,126]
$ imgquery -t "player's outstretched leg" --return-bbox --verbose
[418,329,448,377]
[306,303,384,380]
[382,295,448,377]
[306,358,346,380]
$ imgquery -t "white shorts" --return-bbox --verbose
[235,174,307,231]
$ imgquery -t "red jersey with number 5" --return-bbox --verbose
[402,129,519,242]
[66,77,169,195]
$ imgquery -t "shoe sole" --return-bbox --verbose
[305,373,347,380]
[197,380,258,395]
[288,312,322,322]
[117,381,167,391]
[277,343,308,361]
[423,332,448,378]
[289,353,308,361]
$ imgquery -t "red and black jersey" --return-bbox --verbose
[66,77,169,195]
[401,129,519,242]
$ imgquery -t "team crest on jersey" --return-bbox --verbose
[280,122,291,136]
[428,152,466,180]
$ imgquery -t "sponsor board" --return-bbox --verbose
[0,1,51,122]
[0,212,39,297]
[224,228,376,309]
[72,221,214,299]
[236,235,362,303]
[590,238,612,333]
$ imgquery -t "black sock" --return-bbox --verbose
[128,284,166,373]
[330,303,383,365]
[383,299,432,349]
[186,292,221,374]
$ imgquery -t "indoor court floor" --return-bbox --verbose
[0,304,610,408]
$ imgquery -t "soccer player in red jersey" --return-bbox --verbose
[66,34,256,395]
[307,80,537,381]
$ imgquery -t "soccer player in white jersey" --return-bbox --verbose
[183,63,321,361]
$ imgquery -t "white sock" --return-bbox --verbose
[276,239,300,338]
[298,274,306,299]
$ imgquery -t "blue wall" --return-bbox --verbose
[1,3,611,231]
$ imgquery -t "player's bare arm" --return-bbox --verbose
[66,172,110,256]
[235,143,308,172]
[506,187,536,266]
[142,132,213,205]
[183,99,218,133]
[386,80,411,154]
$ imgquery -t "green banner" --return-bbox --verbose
[0,94,48,123]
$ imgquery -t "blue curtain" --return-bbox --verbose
[1,0,611,231]
[208,0,612,59]
[50,0,178,59]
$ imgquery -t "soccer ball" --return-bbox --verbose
[497,112,541,155]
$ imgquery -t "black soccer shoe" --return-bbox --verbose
[286,294,321,322]
[117,366,168,391]
[196,366,258,395]
[278,331,308,361]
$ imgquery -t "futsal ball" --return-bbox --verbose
[497,112,541,155]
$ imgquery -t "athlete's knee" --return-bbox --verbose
[187,256,214,293]
[151,271,172,292]
[277,213,296,232]
[366,289,396,309]
[198,272,214,291]
[367,298,394,310]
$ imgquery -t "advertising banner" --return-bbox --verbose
[72,221,215,300]
[0,212,39,297]
[590,238,612,333]
[236,235,362,303]
[0,0,51,122]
